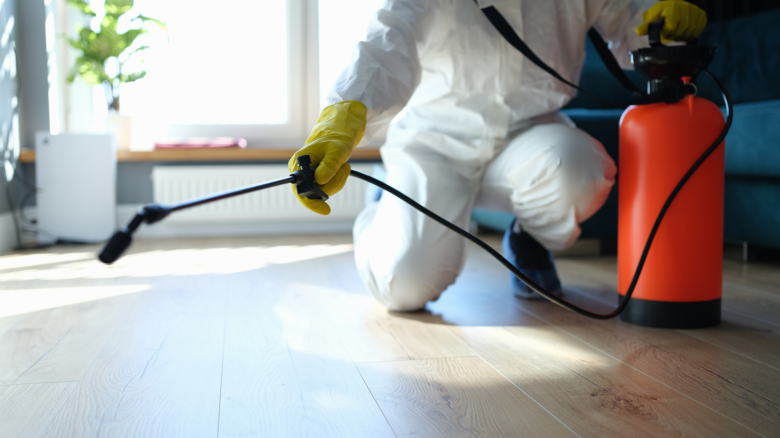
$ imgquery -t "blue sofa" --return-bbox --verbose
[473,8,780,250]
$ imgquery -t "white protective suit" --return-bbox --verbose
[328,0,654,311]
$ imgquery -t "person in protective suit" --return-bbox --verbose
[289,0,707,311]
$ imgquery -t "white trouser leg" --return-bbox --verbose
[353,145,479,312]
[477,123,616,250]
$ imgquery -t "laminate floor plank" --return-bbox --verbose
[424,257,760,437]
[450,324,757,438]
[721,284,780,326]
[270,251,477,364]
[286,273,425,364]
[218,262,395,438]
[357,356,576,438]
[554,258,780,374]
[434,244,779,436]
[722,260,780,292]
[512,298,780,437]
[3,235,779,437]
[558,257,780,327]
[319,297,476,364]
[352,313,476,362]
[683,309,780,371]
[565,256,780,296]
[0,313,28,338]
[325,278,477,363]
[40,276,226,438]
[0,293,139,386]
[560,282,780,371]
[562,259,780,362]
[0,382,76,438]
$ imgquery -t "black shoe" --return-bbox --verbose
[502,223,563,300]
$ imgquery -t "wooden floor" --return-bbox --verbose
[1,234,779,437]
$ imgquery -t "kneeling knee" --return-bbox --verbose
[378,266,455,312]
[380,276,438,312]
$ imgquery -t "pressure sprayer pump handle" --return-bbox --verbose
[648,20,664,48]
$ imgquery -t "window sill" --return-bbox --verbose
[19,147,382,163]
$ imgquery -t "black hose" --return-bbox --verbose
[97,73,732,320]
[349,69,732,319]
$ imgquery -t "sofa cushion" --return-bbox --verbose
[725,178,780,249]
[724,99,780,178]
[697,7,780,105]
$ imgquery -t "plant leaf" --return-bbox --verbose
[73,58,111,86]
[120,28,147,55]
[66,37,85,51]
[124,45,151,59]
[135,14,168,33]
[104,0,134,18]
[65,0,166,89]
[66,62,82,83]
[66,0,96,16]
[120,71,147,83]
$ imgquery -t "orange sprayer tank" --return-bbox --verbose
[617,95,725,328]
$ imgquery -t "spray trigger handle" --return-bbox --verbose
[291,155,329,201]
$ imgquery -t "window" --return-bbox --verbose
[123,1,290,126]
[318,0,383,109]
[121,0,311,145]
[63,0,386,147]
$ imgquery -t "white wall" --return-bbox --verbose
[17,0,50,149]
[0,0,55,253]
[0,0,23,252]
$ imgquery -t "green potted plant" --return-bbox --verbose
[65,0,166,150]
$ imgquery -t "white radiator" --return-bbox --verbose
[152,164,374,224]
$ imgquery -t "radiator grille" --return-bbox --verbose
[152,164,374,223]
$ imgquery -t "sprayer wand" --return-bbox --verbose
[98,155,325,264]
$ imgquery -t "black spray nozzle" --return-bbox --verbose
[290,155,329,201]
[98,204,171,265]
[98,230,133,264]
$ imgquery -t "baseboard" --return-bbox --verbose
[116,205,356,239]
[0,211,18,254]
[17,205,357,243]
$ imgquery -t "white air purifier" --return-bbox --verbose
[35,132,117,243]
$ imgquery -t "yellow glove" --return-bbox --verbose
[636,1,707,42]
[288,100,367,215]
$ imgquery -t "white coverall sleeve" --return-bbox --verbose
[592,0,656,69]
[325,0,432,145]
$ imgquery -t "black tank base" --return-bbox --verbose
[619,297,721,329]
